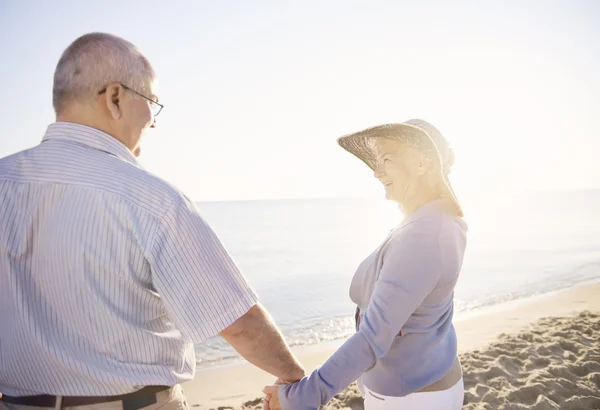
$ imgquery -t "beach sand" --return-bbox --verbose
[184,283,600,409]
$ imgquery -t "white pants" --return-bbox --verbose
[363,379,464,410]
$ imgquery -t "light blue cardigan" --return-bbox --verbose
[279,200,468,409]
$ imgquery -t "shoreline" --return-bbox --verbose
[195,280,600,372]
[184,282,600,409]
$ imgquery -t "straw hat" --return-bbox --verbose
[337,119,463,216]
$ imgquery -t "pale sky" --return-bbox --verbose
[1,0,599,201]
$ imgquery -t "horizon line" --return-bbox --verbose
[194,187,600,204]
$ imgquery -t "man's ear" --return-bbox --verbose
[102,83,123,120]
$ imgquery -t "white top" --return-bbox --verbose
[0,122,258,396]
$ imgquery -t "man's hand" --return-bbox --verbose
[275,377,299,385]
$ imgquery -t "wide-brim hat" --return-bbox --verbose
[337,119,463,217]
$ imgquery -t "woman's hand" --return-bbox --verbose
[263,384,281,410]
[263,377,297,410]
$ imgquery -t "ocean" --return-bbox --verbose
[193,190,600,368]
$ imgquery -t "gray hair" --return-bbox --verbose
[52,33,156,114]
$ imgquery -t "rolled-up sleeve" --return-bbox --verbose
[279,230,441,410]
[149,193,258,343]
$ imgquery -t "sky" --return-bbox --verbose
[1,0,599,201]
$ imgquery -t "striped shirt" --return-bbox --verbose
[0,122,258,396]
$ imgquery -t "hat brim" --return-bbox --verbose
[337,122,464,217]
[337,123,434,171]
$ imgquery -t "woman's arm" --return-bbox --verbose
[276,231,443,410]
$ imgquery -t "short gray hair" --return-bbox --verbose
[52,32,156,114]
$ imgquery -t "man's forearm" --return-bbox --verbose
[220,304,305,381]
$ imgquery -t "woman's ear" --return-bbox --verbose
[417,155,434,176]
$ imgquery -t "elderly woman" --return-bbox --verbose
[264,119,468,410]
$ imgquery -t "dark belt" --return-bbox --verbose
[1,386,170,409]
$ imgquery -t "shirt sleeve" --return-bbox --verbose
[149,193,258,343]
[279,230,442,410]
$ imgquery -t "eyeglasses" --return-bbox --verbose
[98,83,163,117]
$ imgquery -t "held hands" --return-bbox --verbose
[263,378,297,410]
[263,384,281,410]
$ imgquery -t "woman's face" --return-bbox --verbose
[372,138,426,204]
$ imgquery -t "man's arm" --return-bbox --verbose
[220,304,305,382]
[150,194,303,380]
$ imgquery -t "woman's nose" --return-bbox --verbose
[374,164,385,178]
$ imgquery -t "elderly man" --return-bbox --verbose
[0,33,303,410]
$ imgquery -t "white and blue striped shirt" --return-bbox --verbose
[0,122,258,396]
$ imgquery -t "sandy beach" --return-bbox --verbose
[184,283,600,409]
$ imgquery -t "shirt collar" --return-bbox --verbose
[42,122,138,165]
